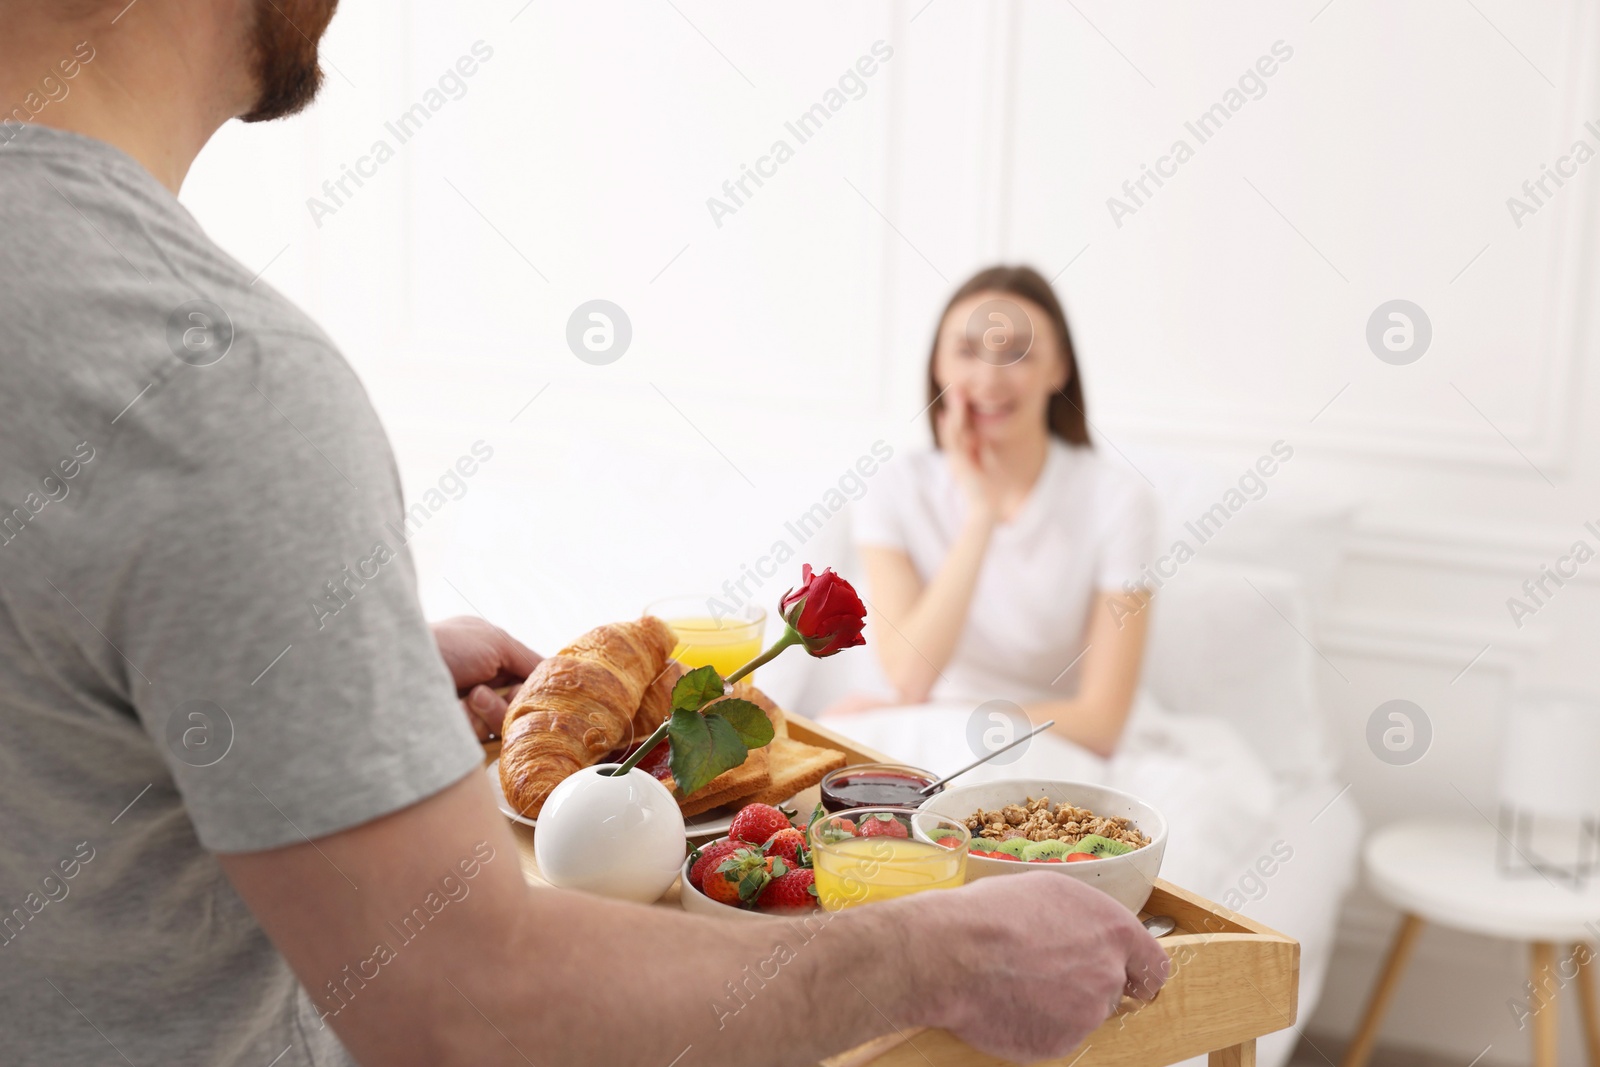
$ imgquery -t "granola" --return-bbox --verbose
[963,795,1150,849]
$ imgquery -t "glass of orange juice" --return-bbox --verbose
[645,596,767,680]
[810,808,969,911]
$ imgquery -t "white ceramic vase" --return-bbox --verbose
[533,763,686,903]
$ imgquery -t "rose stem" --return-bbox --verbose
[609,719,670,777]
[724,627,802,686]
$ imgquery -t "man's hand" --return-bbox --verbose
[431,616,542,741]
[900,871,1170,1061]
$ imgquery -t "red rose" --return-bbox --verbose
[779,565,867,657]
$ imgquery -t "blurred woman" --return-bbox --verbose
[822,265,1278,894]
[835,265,1151,754]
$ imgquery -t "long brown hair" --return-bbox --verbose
[925,265,1091,447]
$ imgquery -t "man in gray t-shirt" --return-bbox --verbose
[0,3,1166,1065]
[0,118,524,1063]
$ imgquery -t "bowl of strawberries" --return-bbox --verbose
[679,802,824,919]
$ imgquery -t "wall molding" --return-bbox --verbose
[1102,407,1573,479]
[1346,513,1600,585]
[1320,609,1544,673]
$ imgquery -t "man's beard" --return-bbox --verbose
[239,0,340,123]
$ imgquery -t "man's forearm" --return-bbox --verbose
[448,883,926,1067]
[222,774,945,1067]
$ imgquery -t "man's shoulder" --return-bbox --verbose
[0,127,367,480]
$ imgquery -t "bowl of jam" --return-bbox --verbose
[819,763,941,813]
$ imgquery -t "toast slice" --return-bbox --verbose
[739,737,848,808]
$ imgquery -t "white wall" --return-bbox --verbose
[983,4,1600,1063]
[181,2,1600,1062]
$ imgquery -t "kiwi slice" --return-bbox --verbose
[1072,834,1135,857]
[1023,839,1074,861]
[992,838,1033,859]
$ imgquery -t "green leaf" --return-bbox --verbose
[671,665,725,712]
[705,697,775,749]
[667,706,748,797]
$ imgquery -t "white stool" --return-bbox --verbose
[1341,819,1600,1067]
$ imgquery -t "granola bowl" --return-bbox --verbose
[917,779,1167,913]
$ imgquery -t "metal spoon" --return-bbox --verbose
[1142,914,1177,937]
[917,719,1058,795]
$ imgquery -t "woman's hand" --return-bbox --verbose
[431,616,542,741]
[937,383,1005,521]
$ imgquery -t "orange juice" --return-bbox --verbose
[813,837,967,910]
[665,616,764,679]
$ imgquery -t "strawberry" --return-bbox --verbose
[930,830,965,849]
[1065,852,1098,863]
[757,868,817,912]
[763,827,808,869]
[730,803,793,846]
[688,839,742,890]
[988,851,1020,861]
[702,848,784,907]
[857,813,908,839]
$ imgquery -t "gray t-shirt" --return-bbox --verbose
[0,125,484,1066]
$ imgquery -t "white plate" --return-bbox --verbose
[486,758,794,839]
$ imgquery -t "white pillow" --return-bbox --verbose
[1142,561,1336,787]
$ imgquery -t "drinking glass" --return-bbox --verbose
[809,807,969,911]
[645,596,766,680]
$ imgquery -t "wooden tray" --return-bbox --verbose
[486,712,1299,1067]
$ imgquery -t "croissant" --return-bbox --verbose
[630,659,684,741]
[498,615,677,818]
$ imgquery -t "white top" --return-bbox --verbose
[851,440,1157,704]
[1365,820,1600,941]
